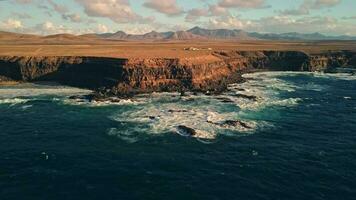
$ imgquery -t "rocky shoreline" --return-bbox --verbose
[0,50,355,98]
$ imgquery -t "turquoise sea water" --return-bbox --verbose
[1,72,356,200]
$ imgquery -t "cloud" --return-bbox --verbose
[33,21,73,35]
[47,0,68,14]
[76,0,146,23]
[96,24,109,33]
[218,0,268,9]
[143,0,183,16]
[279,4,310,16]
[11,12,32,19]
[185,4,229,22]
[185,8,209,22]
[0,18,23,30]
[203,14,356,36]
[62,13,82,23]
[342,16,356,20]
[279,0,342,16]
[209,5,228,16]
[311,0,342,9]
[206,15,254,30]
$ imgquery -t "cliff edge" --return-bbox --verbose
[0,50,355,96]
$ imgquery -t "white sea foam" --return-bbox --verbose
[107,72,313,141]
[21,105,33,110]
[107,128,139,143]
[312,72,356,81]
[0,98,29,105]
[224,72,306,111]
[63,98,145,107]
[110,102,262,141]
[0,83,92,98]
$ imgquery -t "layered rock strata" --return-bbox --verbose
[0,50,355,96]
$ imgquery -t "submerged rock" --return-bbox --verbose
[221,120,252,129]
[176,125,197,137]
[149,116,157,120]
[168,109,188,113]
[232,93,257,101]
[68,93,136,104]
[216,97,235,103]
[208,120,252,129]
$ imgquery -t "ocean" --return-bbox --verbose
[1,72,356,200]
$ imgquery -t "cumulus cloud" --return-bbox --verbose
[185,8,209,22]
[0,18,23,31]
[252,15,342,34]
[0,18,75,36]
[185,4,229,22]
[143,0,183,16]
[76,0,143,23]
[33,21,73,35]
[279,0,342,16]
[96,24,109,33]
[206,15,254,30]
[209,5,228,16]
[311,0,342,9]
[218,0,268,9]
[203,14,356,36]
[62,13,82,23]
[47,0,68,14]
[11,12,32,19]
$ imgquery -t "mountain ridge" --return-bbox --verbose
[1,27,356,42]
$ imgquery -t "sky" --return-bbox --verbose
[0,0,355,36]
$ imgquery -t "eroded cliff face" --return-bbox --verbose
[0,50,355,96]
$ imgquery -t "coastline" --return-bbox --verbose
[0,50,355,98]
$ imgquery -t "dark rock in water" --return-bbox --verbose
[69,94,96,102]
[180,91,188,97]
[168,109,188,113]
[69,93,133,104]
[149,116,157,120]
[208,120,252,129]
[216,97,234,103]
[232,94,257,101]
[222,120,252,129]
[177,125,196,136]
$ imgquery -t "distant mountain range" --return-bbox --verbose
[1,27,356,42]
[91,27,356,41]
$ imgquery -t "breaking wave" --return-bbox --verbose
[0,98,29,105]
[4,71,349,143]
[0,82,92,99]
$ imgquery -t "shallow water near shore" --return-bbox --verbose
[1,72,356,199]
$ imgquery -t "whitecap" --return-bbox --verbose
[0,98,29,106]
[110,102,263,141]
[21,105,33,110]
[0,83,92,99]
[312,72,356,81]
[107,128,139,143]
[63,98,145,107]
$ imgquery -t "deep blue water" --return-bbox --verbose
[1,72,356,200]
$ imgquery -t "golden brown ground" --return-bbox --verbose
[0,38,356,59]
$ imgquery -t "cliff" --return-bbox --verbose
[0,50,355,96]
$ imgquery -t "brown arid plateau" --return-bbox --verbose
[0,31,356,97]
